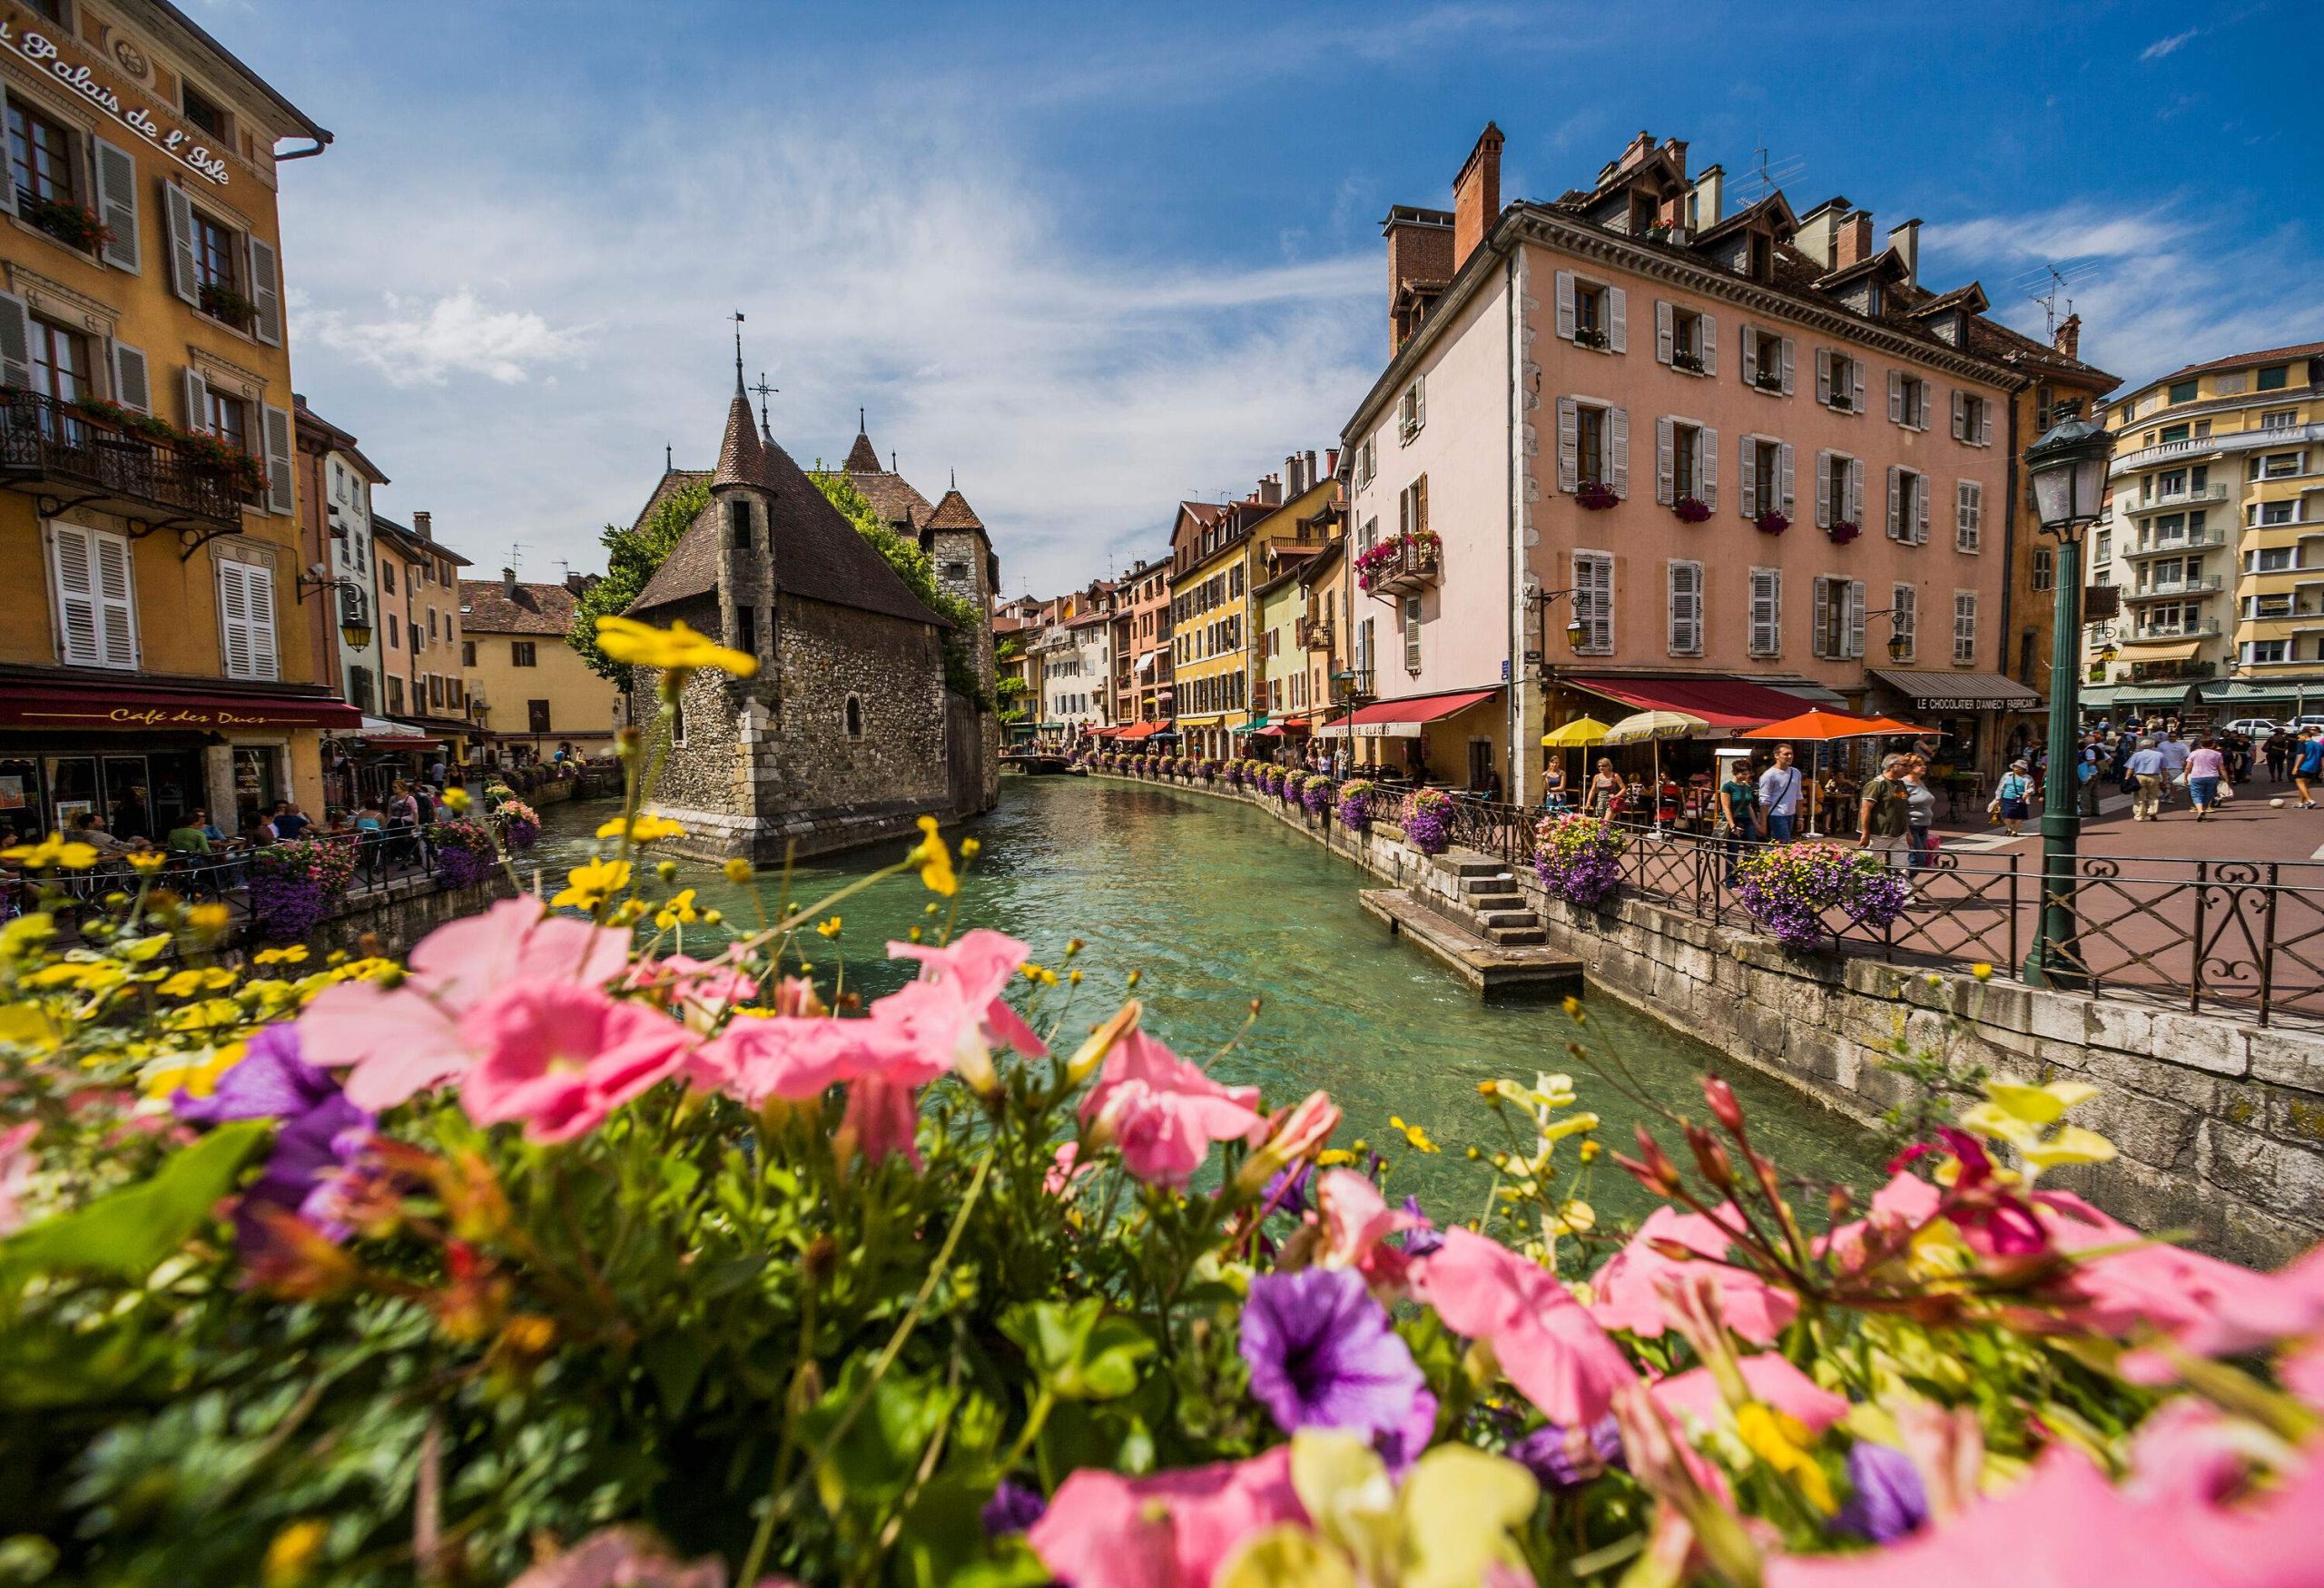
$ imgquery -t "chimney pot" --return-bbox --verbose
[411,509,433,540]
[1285,454,1304,496]
[1304,449,1319,491]
[1451,122,1504,274]
[1324,447,1342,478]
[1886,218,1922,287]
[1689,164,1725,230]
[2054,311,2083,361]
[1834,212,1875,270]
[565,570,587,595]
[501,567,517,597]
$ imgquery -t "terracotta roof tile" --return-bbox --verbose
[850,469,935,529]
[2151,340,2324,385]
[924,488,984,532]
[459,578,577,636]
[843,429,883,473]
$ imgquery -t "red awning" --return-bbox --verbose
[0,682,363,731]
[1117,720,1172,741]
[1567,676,1827,734]
[1344,686,1501,727]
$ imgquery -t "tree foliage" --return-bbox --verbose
[566,479,713,691]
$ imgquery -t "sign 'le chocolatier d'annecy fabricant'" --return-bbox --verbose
[0,20,230,186]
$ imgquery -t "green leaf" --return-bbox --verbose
[795,1359,956,1508]
[0,1120,269,1287]
[1000,1300,1154,1402]
[640,1328,708,1416]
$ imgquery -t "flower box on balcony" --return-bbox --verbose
[1826,518,1861,546]
[24,196,112,254]
[1671,350,1705,375]
[1672,495,1711,523]
[1575,480,1620,511]
[1355,530,1441,597]
[1573,326,1610,351]
[199,281,259,333]
[1754,510,1791,536]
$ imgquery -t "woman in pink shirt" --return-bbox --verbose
[2185,736,2227,820]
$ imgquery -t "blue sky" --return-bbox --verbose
[222,0,2319,597]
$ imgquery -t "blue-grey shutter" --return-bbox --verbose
[162,182,200,304]
[92,137,140,273]
[247,235,282,346]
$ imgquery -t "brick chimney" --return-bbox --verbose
[1258,473,1283,508]
[1833,211,1875,269]
[565,570,588,596]
[1452,122,1503,273]
[2054,312,2083,362]
[1383,205,1454,352]
[1324,447,1341,479]
[1285,453,1305,496]
[411,509,433,541]
[502,567,517,597]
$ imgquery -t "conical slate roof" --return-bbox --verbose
[626,390,948,628]
[924,487,985,533]
[842,428,883,474]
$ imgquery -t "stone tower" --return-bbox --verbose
[921,485,1001,810]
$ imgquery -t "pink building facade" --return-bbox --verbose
[1337,127,2033,804]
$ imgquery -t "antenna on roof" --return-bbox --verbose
[729,311,746,391]
[507,540,527,575]
[1738,142,1805,205]
[2017,260,2102,339]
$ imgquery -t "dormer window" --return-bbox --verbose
[1748,233,1773,282]
[1630,192,1657,233]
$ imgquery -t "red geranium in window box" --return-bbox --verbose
[1754,510,1791,536]
[1827,518,1862,546]
[1672,495,1712,523]
[1576,480,1620,511]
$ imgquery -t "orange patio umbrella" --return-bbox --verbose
[1738,709,1930,835]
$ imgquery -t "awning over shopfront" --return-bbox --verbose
[2095,681,2207,712]
[346,715,440,746]
[2205,679,2319,709]
[1566,676,1833,734]
[1116,720,1173,741]
[1323,686,1500,740]
[0,681,362,731]
[1866,670,2043,713]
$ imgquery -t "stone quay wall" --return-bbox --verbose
[1078,766,2324,1266]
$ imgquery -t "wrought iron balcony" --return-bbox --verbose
[1359,533,1441,599]
[0,389,251,541]
[1296,614,1333,651]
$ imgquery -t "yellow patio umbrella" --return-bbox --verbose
[1600,710,1709,831]
[1540,715,1612,811]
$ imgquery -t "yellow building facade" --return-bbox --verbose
[459,572,622,762]
[2090,342,2324,720]
[0,0,341,845]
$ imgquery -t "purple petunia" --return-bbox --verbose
[1399,1195,1445,1258]
[175,1024,375,1249]
[1509,1415,1625,1488]
[1836,1442,1930,1544]
[980,1477,1049,1537]
[1238,1268,1432,1458]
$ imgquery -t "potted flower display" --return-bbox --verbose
[430,817,502,891]
[24,195,113,254]
[1533,812,1628,906]
[1336,777,1377,833]
[1353,528,1442,595]
[247,836,356,942]
[1754,509,1791,536]
[1672,494,1712,523]
[1402,787,1455,854]
[493,797,542,852]
[1575,479,1620,511]
[1299,772,1334,819]
[1827,518,1862,546]
[1732,840,1910,951]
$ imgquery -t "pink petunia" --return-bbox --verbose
[889,928,1048,1058]
[1045,1140,1097,1198]
[1315,1167,1421,1291]
[625,952,760,1023]
[0,1120,37,1236]
[860,977,1001,1090]
[1590,1204,1798,1346]
[302,900,627,1110]
[1028,1445,1301,1588]
[458,981,694,1144]
[1414,1227,1637,1425]
[1078,1028,1267,1189]
[1649,1352,1849,1435]
[836,1070,922,1169]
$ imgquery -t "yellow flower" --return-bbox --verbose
[262,1518,329,1586]
[254,945,310,966]
[1547,1198,1595,1236]
[144,1042,241,1099]
[1068,967,1083,985]
[597,814,688,843]
[1315,1149,1357,1167]
[127,852,167,873]
[1971,962,1994,981]
[440,786,472,814]
[654,889,701,930]
[594,616,758,677]
[158,969,208,999]
[1959,1076,2115,1181]
[815,916,842,939]
[1388,1116,1441,1154]
[1,832,100,871]
[904,815,956,896]
[551,858,632,911]
[187,903,231,932]
[960,837,982,858]
[1736,1403,1837,1513]
[1579,1139,1601,1162]
[723,858,755,883]
[907,924,923,943]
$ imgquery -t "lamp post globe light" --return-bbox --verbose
[2023,413,2115,990]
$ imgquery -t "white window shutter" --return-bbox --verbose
[0,291,30,390]
[1778,442,1796,515]
[1979,402,1994,447]
[1655,300,1673,364]
[50,524,101,666]
[1556,396,1578,492]
[1741,327,1759,386]
[1815,449,1833,528]
[162,181,200,305]
[1816,349,1832,405]
[1780,337,1796,394]
[1915,380,1931,431]
[247,235,283,346]
[1656,416,1674,505]
[91,137,141,273]
[109,341,150,412]
[1555,271,1576,340]
[1699,314,1718,377]
[1813,577,1832,657]
[1699,428,1718,511]
[244,561,278,678]
[182,365,210,431]
[1851,361,1866,413]
[1412,376,1424,429]
[262,402,294,514]
[1738,435,1758,518]
[1607,286,1628,353]
[1669,560,1701,655]
[1610,406,1630,497]
[1951,389,1965,440]
[0,96,14,217]
[1888,370,1905,424]
[217,560,252,678]
[1886,466,1903,538]
[1846,457,1865,522]
[1915,475,1931,544]
[1847,580,1866,658]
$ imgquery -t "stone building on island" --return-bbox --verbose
[621,383,999,861]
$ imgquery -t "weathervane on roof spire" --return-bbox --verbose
[749,371,778,439]
[730,311,746,394]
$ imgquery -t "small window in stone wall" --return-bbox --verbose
[944,560,970,581]
[670,695,686,746]
[728,499,752,548]
[844,694,864,739]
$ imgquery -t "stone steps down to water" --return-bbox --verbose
[1357,887,1581,998]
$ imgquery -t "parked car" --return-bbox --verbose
[2295,715,2324,734]
[2224,718,2285,738]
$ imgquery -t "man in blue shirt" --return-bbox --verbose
[2127,738,2166,822]
[2298,729,2324,810]
[1756,744,1805,842]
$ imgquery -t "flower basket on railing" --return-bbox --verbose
[1827,518,1862,547]
[1402,788,1454,855]
[1754,509,1791,536]
[1201,759,1221,783]
[247,837,355,942]
[1575,479,1620,511]
[431,818,501,891]
[493,799,542,853]
[1732,841,1909,951]
[1337,778,1376,833]
[1354,529,1442,595]
[1299,774,1334,819]
[1533,813,1628,907]
[1672,495,1712,523]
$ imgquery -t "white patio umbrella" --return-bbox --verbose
[1600,710,1709,831]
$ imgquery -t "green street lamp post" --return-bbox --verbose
[2021,413,2116,989]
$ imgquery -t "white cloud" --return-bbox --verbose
[299,289,591,387]
[2140,27,2201,61]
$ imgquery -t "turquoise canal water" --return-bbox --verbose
[531,776,1882,1219]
